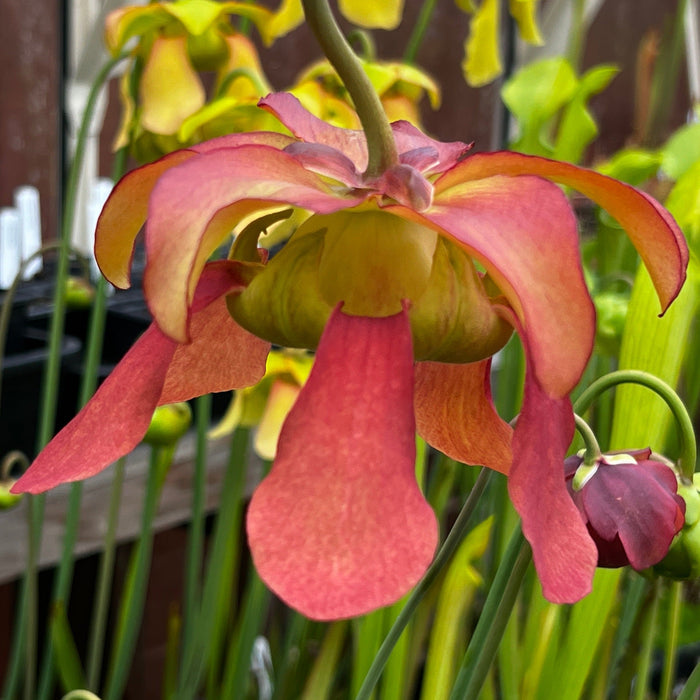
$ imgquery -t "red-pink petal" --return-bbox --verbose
[392,121,470,174]
[12,325,176,494]
[95,132,294,290]
[13,261,266,494]
[509,363,597,603]
[145,144,366,342]
[436,151,687,312]
[247,306,438,620]
[396,174,595,398]
[414,359,512,473]
[159,261,270,403]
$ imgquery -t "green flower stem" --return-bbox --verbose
[573,369,697,480]
[301,0,398,178]
[574,414,603,464]
[2,52,127,700]
[632,583,661,700]
[677,660,700,700]
[449,527,531,700]
[103,445,173,700]
[85,457,126,689]
[182,394,212,650]
[354,467,493,700]
[178,428,251,697]
[660,581,683,700]
[404,0,439,63]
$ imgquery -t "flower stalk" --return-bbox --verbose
[574,370,697,481]
[301,0,398,177]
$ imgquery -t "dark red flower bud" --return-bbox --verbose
[565,449,686,570]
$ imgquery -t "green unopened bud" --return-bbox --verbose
[143,403,192,447]
[64,276,95,309]
[0,451,27,509]
[654,476,700,580]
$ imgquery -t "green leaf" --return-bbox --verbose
[597,148,662,186]
[502,57,577,155]
[661,122,700,180]
[421,518,492,700]
[50,602,87,693]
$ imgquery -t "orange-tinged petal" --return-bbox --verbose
[144,144,364,342]
[95,131,297,289]
[12,262,264,495]
[159,261,270,403]
[414,359,512,473]
[12,325,174,494]
[436,151,688,312]
[140,36,206,135]
[398,174,595,397]
[509,362,598,603]
[247,306,438,620]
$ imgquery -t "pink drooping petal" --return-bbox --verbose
[95,132,295,290]
[414,359,512,473]
[509,361,598,604]
[581,461,686,570]
[159,261,270,403]
[12,325,176,494]
[13,262,266,494]
[247,306,438,620]
[436,151,688,312]
[145,144,367,342]
[395,174,595,398]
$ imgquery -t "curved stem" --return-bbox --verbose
[574,370,697,480]
[574,414,603,464]
[354,468,493,700]
[301,0,398,177]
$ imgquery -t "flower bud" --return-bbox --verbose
[565,449,686,570]
[142,403,192,447]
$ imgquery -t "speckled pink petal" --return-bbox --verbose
[414,359,512,473]
[13,262,266,494]
[247,306,438,620]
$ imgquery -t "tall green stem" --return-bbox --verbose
[301,0,398,177]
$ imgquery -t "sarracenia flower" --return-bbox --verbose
[14,93,687,620]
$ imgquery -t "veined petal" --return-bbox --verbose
[12,325,176,494]
[260,92,370,170]
[12,262,264,495]
[159,261,270,403]
[247,306,438,620]
[436,151,688,311]
[261,93,470,175]
[414,359,512,473]
[95,131,294,289]
[399,174,595,397]
[509,361,598,603]
[145,144,365,342]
